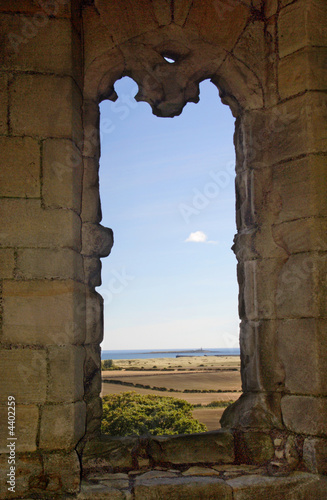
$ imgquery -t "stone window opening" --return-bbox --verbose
[97,75,240,441]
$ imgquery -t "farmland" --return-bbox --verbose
[101,355,242,430]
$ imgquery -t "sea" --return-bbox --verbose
[101,348,240,361]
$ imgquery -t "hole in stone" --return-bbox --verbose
[163,55,176,63]
[98,76,241,437]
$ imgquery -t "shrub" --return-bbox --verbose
[102,359,117,370]
[206,400,233,408]
[101,392,207,436]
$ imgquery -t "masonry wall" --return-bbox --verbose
[0,0,326,498]
[0,1,87,496]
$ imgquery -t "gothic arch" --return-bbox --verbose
[81,1,270,444]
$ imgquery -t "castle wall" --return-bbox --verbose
[0,0,326,497]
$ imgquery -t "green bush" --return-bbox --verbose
[193,400,233,408]
[206,400,233,408]
[102,359,116,370]
[101,392,207,437]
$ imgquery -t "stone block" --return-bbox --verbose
[39,401,86,450]
[84,256,102,287]
[134,476,232,500]
[272,218,327,254]
[233,226,288,262]
[0,248,14,278]
[240,320,285,393]
[82,222,114,258]
[276,253,313,318]
[78,482,128,499]
[0,453,43,499]
[235,167,276,230]
[84,345,102,400]
[47,345,85,403]
[83,6,116,72]
[309,94,327,154]
[151,0,171,25]
[43,450,81,494]
[82,100,100,159]
[272,155,327,222]
[241,258,284,321]
[277,319,327,395]
[0,348,47,404]
[0,15,82,85]
[303,437,327,474]
[10,73,83,143]
[81,157,102,223]
[265,0,278,18]
[216,54,263,111]
[281,396,327,435]
[16,248,84,281]
[0,136,40,197]
[172,0,192,26]
[81,184,102,223]
[0,199,81,250]
[42,138,83,211]
[85,396,102,438]
[185,1,248,51]
[278,0,327,58]
[220,393,282,430]
[0,1,72,16]
[93,0,158,46]
[85,289,103,344]
[227,472,327,499]
[148,430,234,465]
[99,474,129,490]
[82,435,136,472]
[276,253,327,319]
[2,279,86,345]
[237,432,274,465]
[242,94,327,168]
[135,471,178,481]
[233,20,265,80]
[0,72,8,134]
[0,404,38,453]
[279,0,293,4]
[279,47,327,99]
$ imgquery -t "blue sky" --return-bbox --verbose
[98,77,239,350]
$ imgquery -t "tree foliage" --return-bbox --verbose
[101,392,207,436]
[102,359,115,370]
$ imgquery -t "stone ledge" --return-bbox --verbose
[78,470,327,500]
[148,430,234,465]
[82,430,234,474]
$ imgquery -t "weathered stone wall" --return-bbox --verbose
[0,0,326,497]
[0,1,88,496]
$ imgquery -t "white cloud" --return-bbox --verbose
[185,231,208,243]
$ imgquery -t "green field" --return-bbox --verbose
[102,356,241,430]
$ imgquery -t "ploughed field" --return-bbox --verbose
[101,356,242,430]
